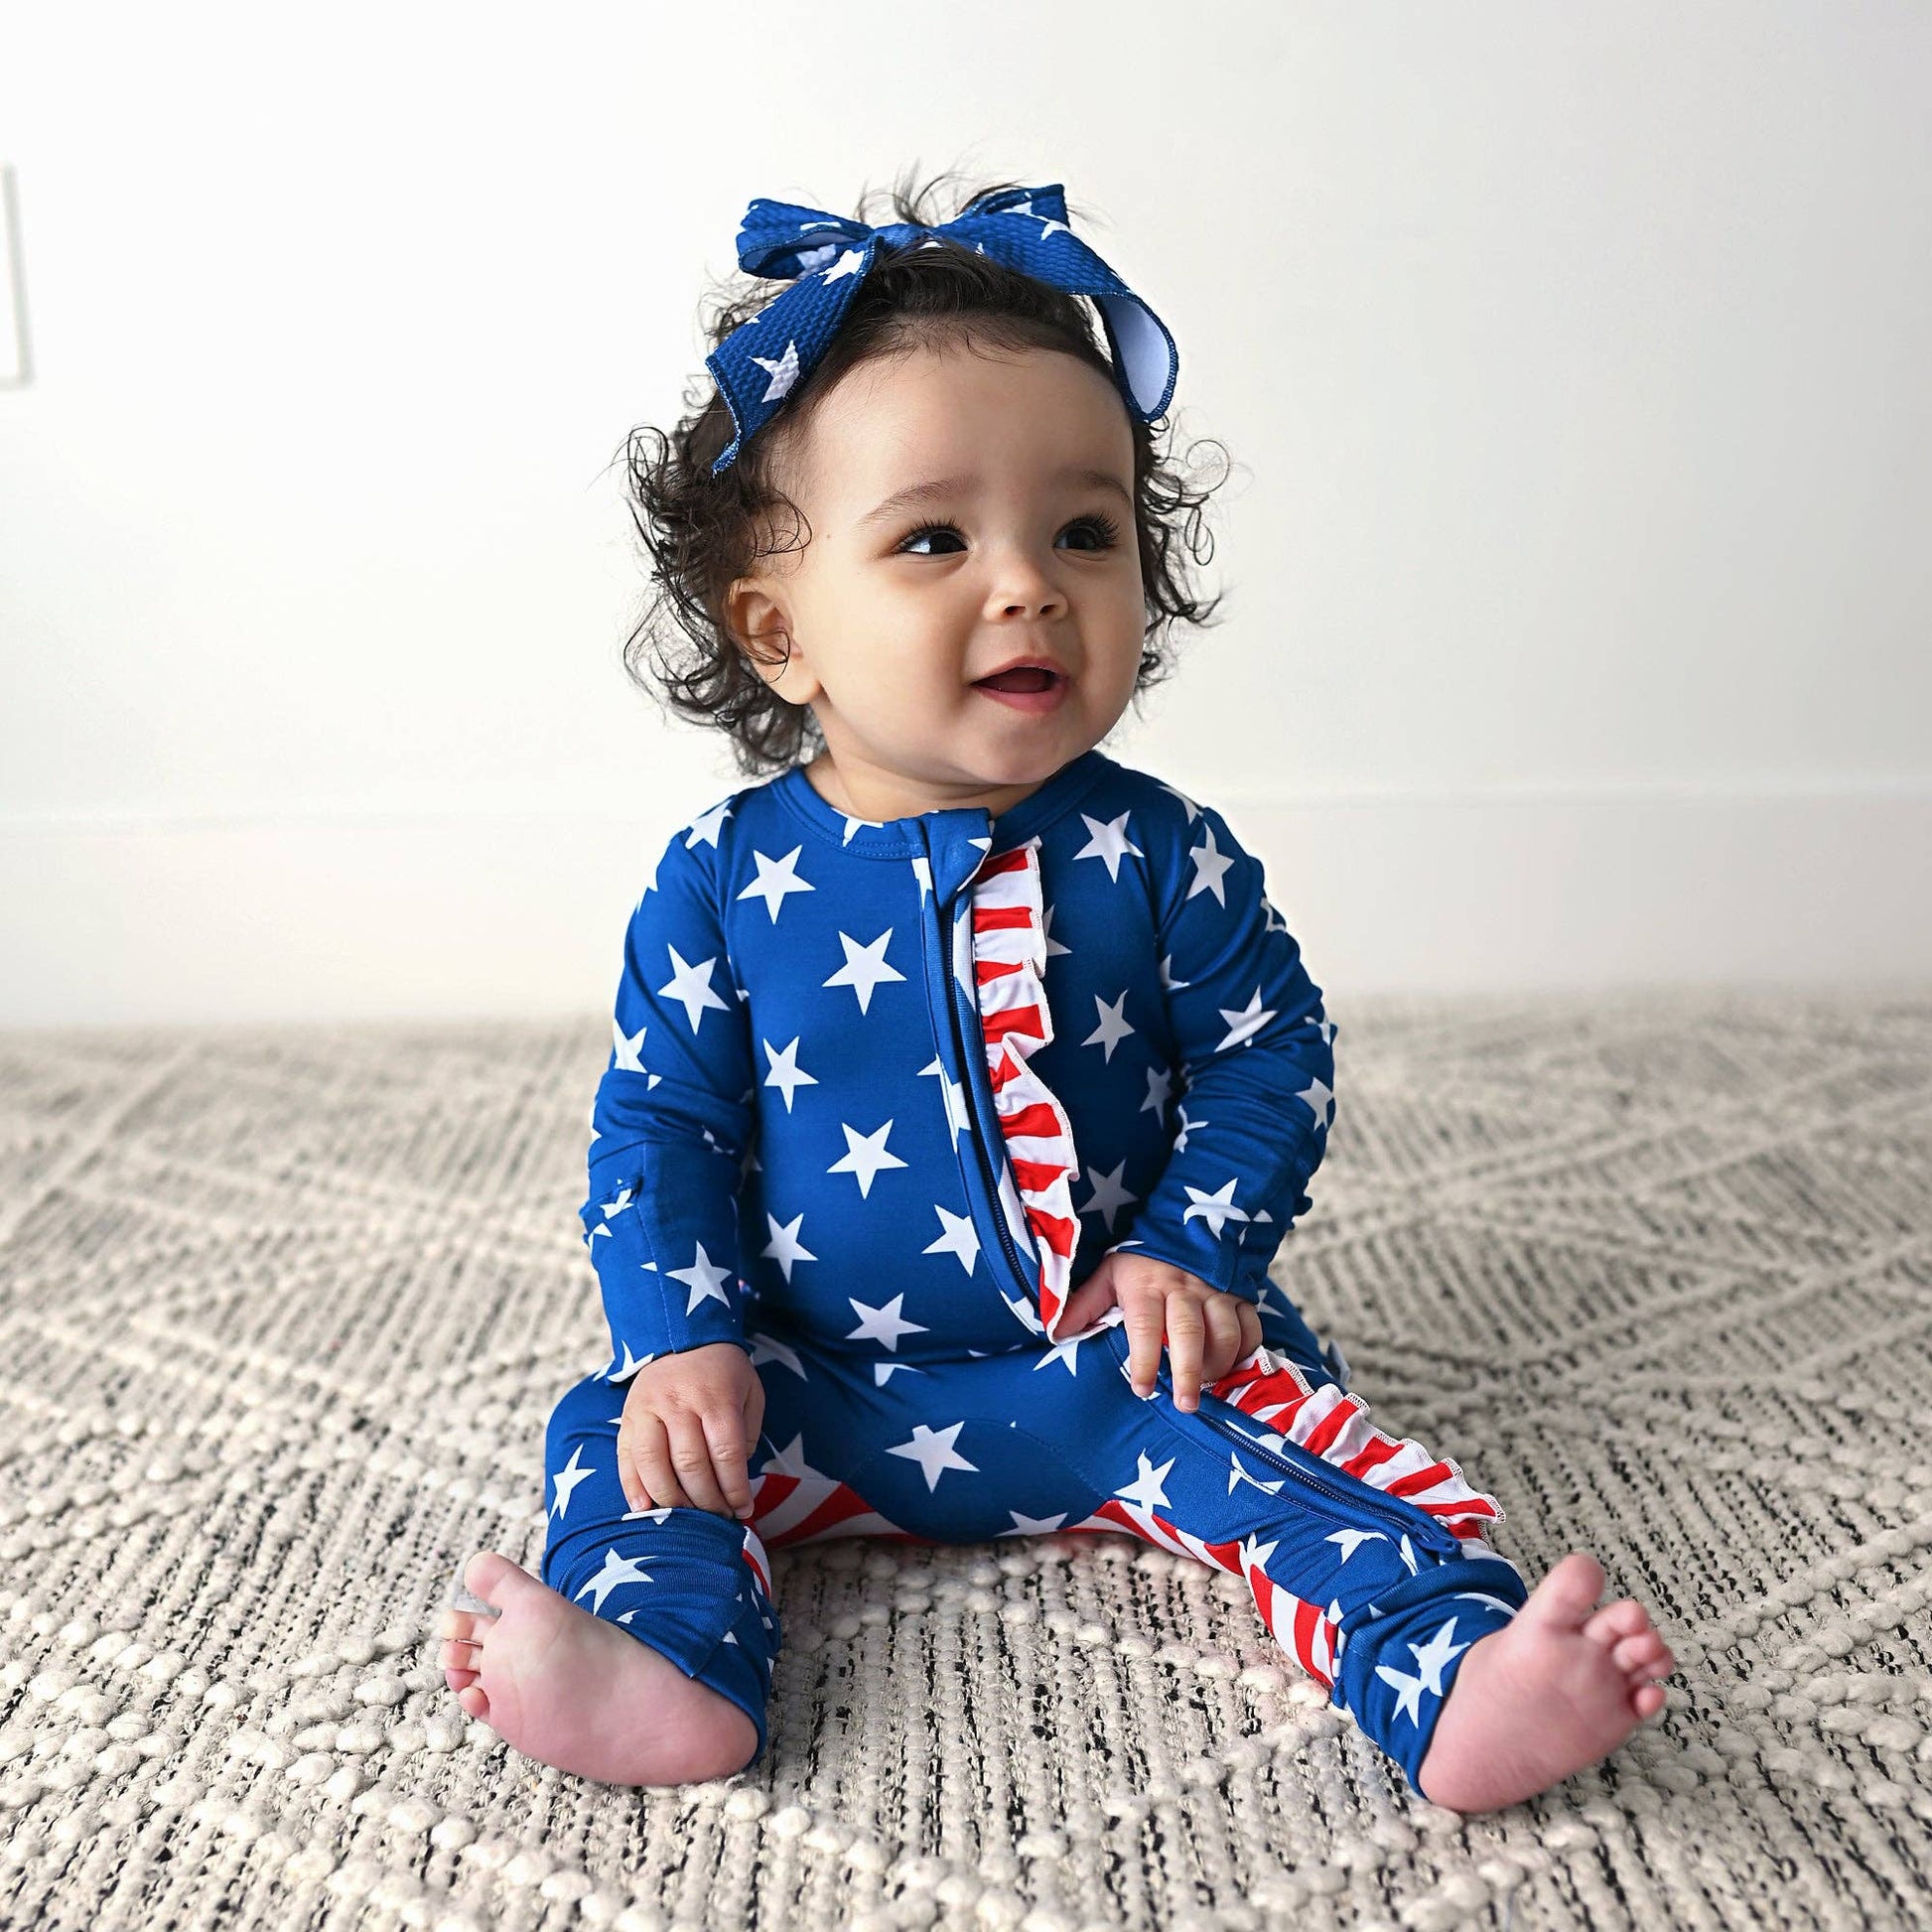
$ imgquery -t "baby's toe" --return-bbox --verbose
[443,1665,480,1694]
[439,1636,481,1672]
[1632,1681,1668,1721]
[1614,1630,1673,1676]
[1583,1598,1647,1647]
[455,1685,489,1722]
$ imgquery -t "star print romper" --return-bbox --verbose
[543,747,1530,1792]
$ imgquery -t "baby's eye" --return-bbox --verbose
[896,513,1125,557]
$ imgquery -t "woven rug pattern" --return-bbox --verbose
[1,989,1930,1930]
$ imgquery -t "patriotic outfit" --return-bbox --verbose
[543,749,1529,1793]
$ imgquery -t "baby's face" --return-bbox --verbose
[727,342,1147,819]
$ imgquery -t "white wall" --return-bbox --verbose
[3,1,1928,1026]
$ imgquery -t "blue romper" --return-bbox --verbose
[543,747,1528,1793]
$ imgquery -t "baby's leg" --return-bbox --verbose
[437,1368,776,1785]
[1087,1327,1673,1811]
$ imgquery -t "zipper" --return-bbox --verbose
[944,931,1040,1306]
[1164,1362,1464,1557]
[933,883,1041,1310]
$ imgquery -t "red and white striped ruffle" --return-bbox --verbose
[1212,1345,1510,1546]
[964,840,1084,1339]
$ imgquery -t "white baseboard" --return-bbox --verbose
[4,788,1928,1028]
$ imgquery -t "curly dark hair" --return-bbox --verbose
[618,164,1235,777]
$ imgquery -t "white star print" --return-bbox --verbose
[1078,1160,1138,1232]
[1240,1533,1280,1574]
[1030,1331,1087,1378]
[1141,1063,1174,1116]
[846,1293,927,1351]
[1408,1617,1471,1696]
[738,846,815,921]
[760,1211,816,1283]
[1071,809,1144,882]
[761,1035,818,1111]
[613,1020,646,1072]
[1214,988,1278,1053]
[918,1056,970,1142]
[1227,1451,1286,1498]
[1002,1510,1069,1535]
[575,1548,652,1615]
[685,800,732,849]
[1184,824,1236,904]
[922,1203,982,1275]
[1041,902,1070,960]
[666,1240,734,1315]
[1082,991,1135,1060]
[1115,1449,1176,1512]
[888,1421,978,1491]
[1181,1176,1251,1238]
[658,946,732,1033]
[1158,781,1202,822]
[597,1182,635,1221]
[824,929,906,1014]
[750,339,801,402]
[1375,1657,1428,1727]
[605,1340,654,1383]
[1327,1528,1389,1564]
[1173,1101,1208,1152]
[827,1119,907,1198]
[1298,1074,1335,1131]
[1157,954,1191,995]
[550,1446,596,1519]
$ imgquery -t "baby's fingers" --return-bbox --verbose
[1124,1292,1165,1398]
[665,1413,732,1518]
[1168,1297,1206,1412]
[620,1414,674,1512]
[701,1406,756,1521]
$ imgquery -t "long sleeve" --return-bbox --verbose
[578,820,758,1379]
[1104,796,1337,1304]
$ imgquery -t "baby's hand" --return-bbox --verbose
[617,1341,764,1521]
[1055,1252,1263,1412]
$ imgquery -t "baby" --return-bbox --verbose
[439,174,1674,1813]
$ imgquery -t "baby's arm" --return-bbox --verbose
[1102,791,1337,1307]
[578,820,761,1510]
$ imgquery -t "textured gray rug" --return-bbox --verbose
[2,988,1931,1931]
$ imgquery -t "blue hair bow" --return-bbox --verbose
[703,184,1178,476]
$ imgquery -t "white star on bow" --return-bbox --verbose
[1298,1074,1335,1131]
[750,339,801,402]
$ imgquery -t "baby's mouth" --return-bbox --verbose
[973,666,1062,693]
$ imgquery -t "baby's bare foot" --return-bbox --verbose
[1414,1551,1675,1813]
[437,1551,758,1786]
